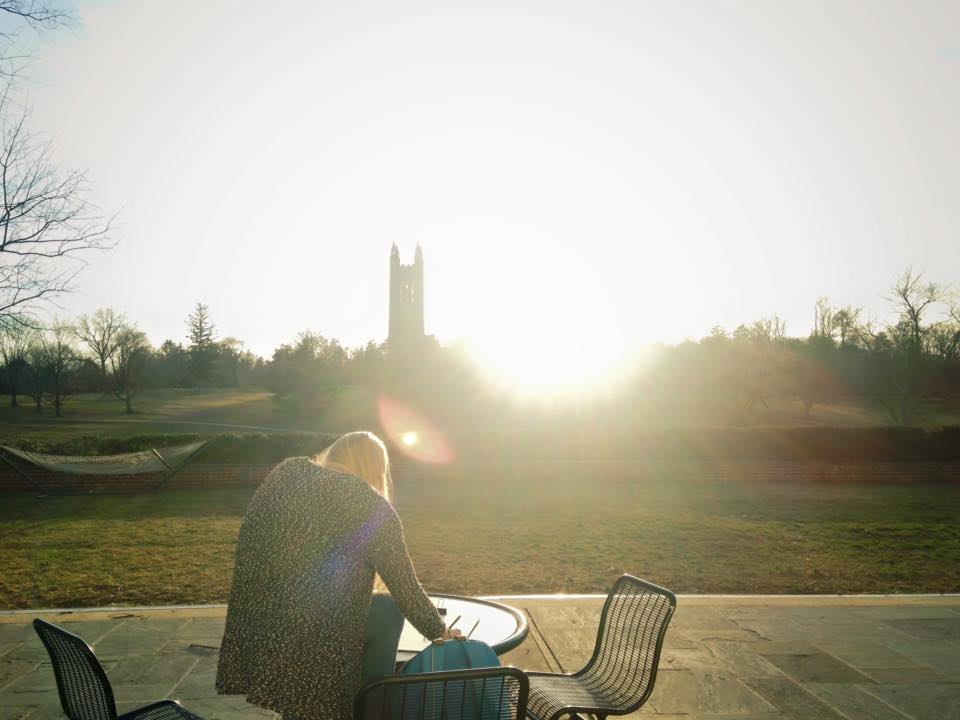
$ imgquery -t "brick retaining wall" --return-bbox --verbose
[1,460,957,494]
[650,461,960,485]
[397,458,960,486]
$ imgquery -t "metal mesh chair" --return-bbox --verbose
[525,575,676,720]
[32,619,204,720]
[355,666,529,720]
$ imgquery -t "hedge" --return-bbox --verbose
[607,426,960,461]
[3,426,959,464]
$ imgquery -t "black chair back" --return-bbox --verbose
[355,666,529,720]
[33,618,118,720]
[576,574,676,713]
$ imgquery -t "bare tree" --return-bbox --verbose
[872,268,953,424]
[769,315,787,343]
[949,302,960,360]
[0,5,108,328]
[74,308,124,388]
[812,297,836,340]
[833,306,862,349]
[887,268,949,354]
[0,1,67,24]
[728,317,789,420]
[930,322,960,362]
[0,1,70,77]
[110,324,148,413]
[38,317,76,416]
[22,330,41,407]
[742,315,788,344]
[0,87,112,328]
[812,299,863,349]
[0,318,31,404]
[925,298,960,364]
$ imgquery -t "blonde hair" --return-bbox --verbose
[315,431,392,504]
[314,431,393,594]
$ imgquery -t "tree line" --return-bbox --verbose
[0,303,264,415]
[637,268,960,426]
[0,269,957,424]
[0,302,392,416]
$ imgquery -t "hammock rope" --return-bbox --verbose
[0,441,207,476]
[0,441,211,495]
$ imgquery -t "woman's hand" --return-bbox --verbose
[441,627,464,640]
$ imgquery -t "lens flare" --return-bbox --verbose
[378,396,455,465]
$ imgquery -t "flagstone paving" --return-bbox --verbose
[1,595,958,719]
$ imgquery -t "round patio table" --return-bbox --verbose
[396,594,528,662]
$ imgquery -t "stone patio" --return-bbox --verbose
[1,595,958,719]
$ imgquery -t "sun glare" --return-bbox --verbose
[457,263,643,398]
[378,396,455,464]
[467,334,638,398]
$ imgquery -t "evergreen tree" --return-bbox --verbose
[187,303,216,387]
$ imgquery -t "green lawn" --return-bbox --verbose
[2,388,958,446]
[0,387,381,443]
[7,386,960,450]
[2,461,957,609]
[2,387,958,608]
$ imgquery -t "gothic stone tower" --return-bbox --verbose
[389,243,424,345]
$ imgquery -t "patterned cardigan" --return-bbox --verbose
[216,457,445,719]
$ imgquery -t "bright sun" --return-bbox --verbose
[431,234,656,399]
[467,332,637,397]
[462,280,642,398]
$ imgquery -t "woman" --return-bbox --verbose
[216,431,456,720]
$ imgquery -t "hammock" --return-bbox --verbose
[0,441,207,476]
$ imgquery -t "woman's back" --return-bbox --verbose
[216,456,444,720]
[235,458,381,595]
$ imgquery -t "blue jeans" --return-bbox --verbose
[284,594,404,720]
[361,594,405,686]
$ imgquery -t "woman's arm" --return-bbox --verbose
[370,504,446,640]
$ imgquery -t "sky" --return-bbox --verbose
[5,1,959,372]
